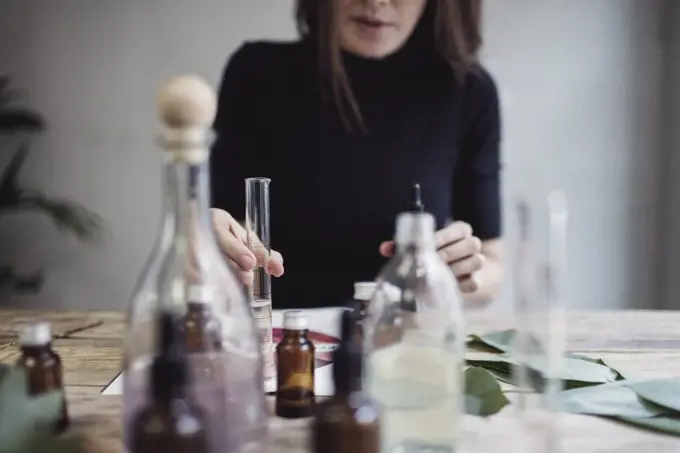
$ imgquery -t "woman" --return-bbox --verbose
[209,0,503,309]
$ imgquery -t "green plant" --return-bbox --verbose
[0,364,84,453]
[0,75,102,294]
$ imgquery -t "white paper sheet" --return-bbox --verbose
[102,307,344,397]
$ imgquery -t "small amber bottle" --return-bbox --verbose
[275,310,316,418]
[311,309,380,453]
[16,322,69,434]
[131,310,208,453]
[182,285,223,353]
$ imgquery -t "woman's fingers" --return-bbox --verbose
[435,221,473,250]
[211,208,285,277]
[457,273,482,293]
[379,241,395,257]
[211,209,256,269]
[228,257,254,286]
[438,236,482,266]
[267,250,285,277]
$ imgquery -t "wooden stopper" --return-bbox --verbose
[156,75,217,162]
[157,75,217,131]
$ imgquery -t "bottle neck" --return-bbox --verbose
[334,366,363,395]
[167,156,213,240]
[20,344,51,356]
[282,329,308,340]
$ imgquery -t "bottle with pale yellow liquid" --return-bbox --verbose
[275,310,316,418]
[363,212,465,453]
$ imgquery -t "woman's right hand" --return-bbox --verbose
[211,208,285,286]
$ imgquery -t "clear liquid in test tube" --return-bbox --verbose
[245,177,275,381]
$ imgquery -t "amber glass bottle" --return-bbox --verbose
[275,310,316,418]
[131,310,208,453]
[16,322,70,434]
[182,285,223,353]
[311,309,380,453]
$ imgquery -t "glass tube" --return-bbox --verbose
[513,192,568,453]
[245,177,275,382]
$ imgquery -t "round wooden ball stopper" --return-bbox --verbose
[157,75,217,130]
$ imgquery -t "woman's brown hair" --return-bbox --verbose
[295,0,483,131]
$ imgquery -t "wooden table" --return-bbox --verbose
[1,309,680,452]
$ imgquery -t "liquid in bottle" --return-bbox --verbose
[275,310,316,418]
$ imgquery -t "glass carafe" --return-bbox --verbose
[363,212,465,453]
[122,76,268,453]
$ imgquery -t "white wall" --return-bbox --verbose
[0,0,673,311]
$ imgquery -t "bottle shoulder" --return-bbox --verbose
[314,394,380,425]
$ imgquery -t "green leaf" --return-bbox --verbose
[625,379,680,413]
[466,330,626,387]
[614,415,680,437]
[466,352,618,390]
[0,364,10,383]
[557,381,668,418]
[464,367,510,416]
[0,368,66,453]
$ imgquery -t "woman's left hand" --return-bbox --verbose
[379,221,485,293]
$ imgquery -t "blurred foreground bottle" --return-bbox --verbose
[363,212,465,453]
[311,309,380,453]
[122,75,268,453]
[131,310,208,453]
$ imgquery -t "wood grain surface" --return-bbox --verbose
[1,309,679,452]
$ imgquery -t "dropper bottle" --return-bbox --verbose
[131,310,208,453]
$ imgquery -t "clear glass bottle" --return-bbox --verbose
[363,212,465,453]
[123,76,268,453]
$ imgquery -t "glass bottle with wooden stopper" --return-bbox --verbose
[131,310,208,453]
[311,309,380,453]
[123,75,269,452]
[16,322,70,434]
[275,310,316,418]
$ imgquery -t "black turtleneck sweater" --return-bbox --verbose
[210,38,502,310]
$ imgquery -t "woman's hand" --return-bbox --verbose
[211,208,284,285]
[379,221,485,293]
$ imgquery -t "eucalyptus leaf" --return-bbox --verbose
[614,415,680,437]
[558,381,668,418]
[625,379,680,413]
[464,366,510,416]
[0,363,9,383]
[467,330,626,385]
[466,352,618,390]
[0,368,66,453]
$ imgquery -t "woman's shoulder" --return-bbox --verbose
[461,63,500,105]
[222,39,312,78]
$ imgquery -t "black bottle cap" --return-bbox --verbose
[150,310,188,401]
[409,182,425,212]
[332,309,363,387]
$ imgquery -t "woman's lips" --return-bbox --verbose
[351,16,393,41]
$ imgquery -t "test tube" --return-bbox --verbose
[513,200,535,406]
[513,193,568,452]
[245,177,275,381]
[545,191,568,407]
